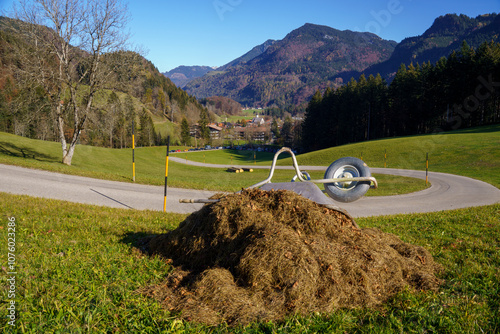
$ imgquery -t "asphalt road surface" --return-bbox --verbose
[0,164,214,214]
[1,162,499,217]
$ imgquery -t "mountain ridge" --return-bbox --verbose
[163,65,216,88]
[339,13,500,81]
[184,23,397,109]
[163,39,277,88]
[219,39,277,71]
[179,14,499,109]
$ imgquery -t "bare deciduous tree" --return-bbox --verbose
[12,0,130,165]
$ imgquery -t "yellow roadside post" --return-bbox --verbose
[426,153,429,185]
[163,136,170,212]
[132,119,135,182]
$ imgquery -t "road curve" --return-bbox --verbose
[1,162,499,217]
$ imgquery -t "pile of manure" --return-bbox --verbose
[143,188,442,326]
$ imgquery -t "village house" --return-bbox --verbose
[190,123,225,141]
[233,125,269,142]
[250,115,265,126]
[208,123,223,140]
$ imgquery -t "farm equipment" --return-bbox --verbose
[180,147,377,209]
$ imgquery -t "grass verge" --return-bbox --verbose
[1,193,498,333]
[150,124,500,189]
[0,132,427,194]
[293,124,500,188]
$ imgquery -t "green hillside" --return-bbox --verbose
[0,123,499,192]
[293,124,500,188]
[170,124,500,189]
[0,16,206,149]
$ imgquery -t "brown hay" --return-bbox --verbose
[142,188,442,326]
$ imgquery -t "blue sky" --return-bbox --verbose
[1,0,499,72]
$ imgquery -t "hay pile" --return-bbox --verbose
[144,188,442,326]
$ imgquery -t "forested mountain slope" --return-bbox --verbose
[184,23,397,109]
[0,16,207,147]
[354,13,500,81]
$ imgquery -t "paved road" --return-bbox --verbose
[0,164,214,214]
[1,162,499,217]
[169,157,500,216]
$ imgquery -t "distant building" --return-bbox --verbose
[250,115,265,126]
[189,124,199,137]
[208,123,223,140]
[233,125,269,142]
[190,123,225,140]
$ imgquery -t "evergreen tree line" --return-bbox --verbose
[302,41,500,151]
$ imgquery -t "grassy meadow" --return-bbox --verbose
[292,124,500,188]
[215,109,262,123]
[0,193,498,333]
[0,131,426,194]
[0,125,499,332]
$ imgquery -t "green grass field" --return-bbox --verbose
[293,124,500,188]
[171,124,500,188]
[215,109,263,123]
[0,124,499,332]
[1,193,498,333]
[0,131,428,194]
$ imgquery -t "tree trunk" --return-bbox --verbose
[58,103,86,166]
[62,145,75,165]
[61,127,83,166]
[56,104,69,164]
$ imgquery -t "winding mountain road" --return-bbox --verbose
[1,161,499,217]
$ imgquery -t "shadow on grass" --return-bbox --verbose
[120,231,159,255]
[226,149,290,163]
[448,124,500,134]
[120,231,211,289]
[0,141,57,162]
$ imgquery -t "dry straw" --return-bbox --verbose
[143,188,442,326]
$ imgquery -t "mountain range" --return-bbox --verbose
[358,13,500,80]
[166,13,499,109]
[183,23,397,108]
[163,65,216,88]
[163,39,277,87]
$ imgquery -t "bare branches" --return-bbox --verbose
[10,0,130,165]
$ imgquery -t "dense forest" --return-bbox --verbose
[200,96,242,116]
[302,41,500,151]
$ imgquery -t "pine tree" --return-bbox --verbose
[105,91,121,148]
[138,108,155,146]
[181,117,191,146]
[280,116,294,147]
[198,108,210,144]
[124,95,136,148]
[271,118,280,142]
[302,90,323,150]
